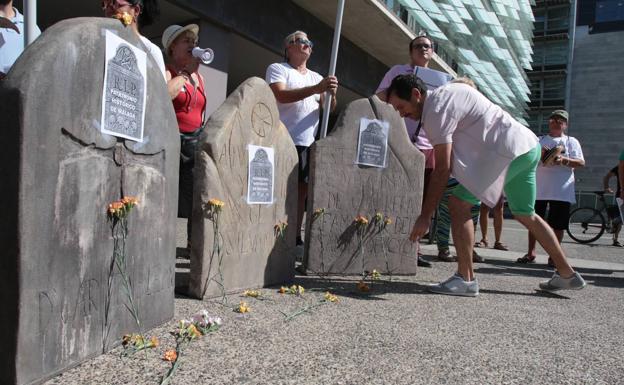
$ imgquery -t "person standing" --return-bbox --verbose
[603,164,623,247]
[475,197,508,251]
[386,75,585,296]
[376,34,445,268]
[102,0,166,79]
[0,0,40,79]
[517,110,585,265]
[266,30,338,246]
[162,24,207,253]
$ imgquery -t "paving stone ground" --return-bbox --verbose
[44,219,624,385]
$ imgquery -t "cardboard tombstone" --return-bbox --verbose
[304,96,424,275]
[188,77,298,299]
[0,18,178,385]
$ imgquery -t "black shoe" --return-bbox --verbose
[296,236,304,246]
[417,256,431,268]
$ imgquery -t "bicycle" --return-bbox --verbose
[567,191,622,244]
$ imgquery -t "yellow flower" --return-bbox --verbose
[243,289,260,298]
[149,336,159,347]
[313,208,325,215]
[371,269,381,280]
[289,285,305,295]
[188,324,201,339]
[384,217,393,225]
[357,281,370,292]
[324,291,339,302]
[374,212,383,222]
[208,198,225,208]
[278,286,288,294]
[354,215,369,226]
[114,11,134,26]
[163,349,177,362]
[236,301,250,313]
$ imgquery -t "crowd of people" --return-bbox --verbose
[3,0,622,297]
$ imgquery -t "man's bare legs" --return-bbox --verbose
[449,196,475,281]
[516,214,574,277]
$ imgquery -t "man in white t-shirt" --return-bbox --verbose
[0,0,41,79]
[385,74,586,296]
[517,110,585,264]
[266,30,337,246]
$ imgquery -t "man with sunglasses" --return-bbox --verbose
[266,30,338,246]
[0,0,40,80]
[375,34,439,268]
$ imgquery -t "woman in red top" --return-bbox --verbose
[162,24,207,251]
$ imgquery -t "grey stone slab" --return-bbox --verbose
[304,96,425,275]
[0,18,178,385]
[188,77,298,299]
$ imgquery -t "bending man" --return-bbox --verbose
[385,74,586,296]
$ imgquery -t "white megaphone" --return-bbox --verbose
[192,47,214,65]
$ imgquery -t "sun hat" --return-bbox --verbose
[549,109,568,122]
[161,24,199,52]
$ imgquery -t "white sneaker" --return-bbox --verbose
[428,273,479,297]
[539,272,586,291]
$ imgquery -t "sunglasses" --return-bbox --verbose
[101,0,132,10]
[549,116,566,123]
[413,43,432,50]
[290,37,314,48]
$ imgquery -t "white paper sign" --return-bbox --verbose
[247,145,275,204]
[413,66,453,90]
[356,118,390,168]
[100,30,147,142]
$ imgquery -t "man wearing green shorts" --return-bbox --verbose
[385,74,586,296]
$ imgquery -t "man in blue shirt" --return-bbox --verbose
[0,0,40,79]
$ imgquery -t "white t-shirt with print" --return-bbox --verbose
[139,36,166,80]
[421,82,539,207]
[266,62,323,147]
[536,135,583,203]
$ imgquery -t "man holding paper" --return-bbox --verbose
[376,34,451,268]
[385,74,586,296]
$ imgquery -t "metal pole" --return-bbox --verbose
[319,0,345,139]
[24,0,37,45]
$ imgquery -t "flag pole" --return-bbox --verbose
[319,0,345,139]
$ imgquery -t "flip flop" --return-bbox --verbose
[516,254,535,264]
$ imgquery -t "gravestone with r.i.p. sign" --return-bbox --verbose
[304,96,424,275]
[0,18,178,385]
[188,77,298,299]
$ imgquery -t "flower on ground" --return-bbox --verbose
[278,286,288,294]
[150,336,159,347]
[243,289,260,298]
[371,269,381,280]
[163,349,177,362]
[235,301,250,313]
[324,292,339,302]
[357,281,370,292]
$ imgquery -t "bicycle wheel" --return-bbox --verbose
[567,207,605,244]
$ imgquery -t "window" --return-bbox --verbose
[596,0,624,22]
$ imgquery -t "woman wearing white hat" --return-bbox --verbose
[162,24,207,253]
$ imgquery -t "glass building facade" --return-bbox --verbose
[381,0,535,124]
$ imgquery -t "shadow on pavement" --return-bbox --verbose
[290,275,431,300]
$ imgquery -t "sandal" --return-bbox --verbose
[493,241,508,251]
[474,239,489,248]
[516,254,535,264]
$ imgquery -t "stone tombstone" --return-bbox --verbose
[304,96,425,275]
[0,18,178,385]
[189,77,298,299]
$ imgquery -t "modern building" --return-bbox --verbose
[569,0,624,192]
[15,0,535,124]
